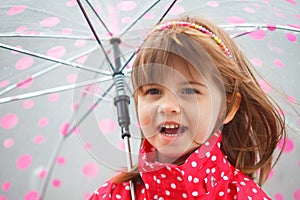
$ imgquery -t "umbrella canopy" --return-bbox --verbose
[0,0,300,200]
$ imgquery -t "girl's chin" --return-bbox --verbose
[157,147,197,164]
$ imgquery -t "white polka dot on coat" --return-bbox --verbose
[191,161,197,167]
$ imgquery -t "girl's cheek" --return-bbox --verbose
[139,115,152,128]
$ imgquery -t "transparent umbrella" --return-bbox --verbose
[0,0,299,199]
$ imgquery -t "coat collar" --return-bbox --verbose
[138,132,233,199]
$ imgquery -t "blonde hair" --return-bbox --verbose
[113,16,286,186]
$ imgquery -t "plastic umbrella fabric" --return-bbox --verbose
[0,0,300,200]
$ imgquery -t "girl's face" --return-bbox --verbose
[136,60,220,163]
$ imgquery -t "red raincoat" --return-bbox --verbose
[89,133,271,200]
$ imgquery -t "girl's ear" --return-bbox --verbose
[223,93,241,124]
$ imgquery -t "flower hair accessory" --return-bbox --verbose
[149,21,233,59]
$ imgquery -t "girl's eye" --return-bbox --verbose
[182,88,200,94]
[146,88,161,95]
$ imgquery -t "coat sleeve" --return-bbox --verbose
[89,179,134,200]
[89,181,114,200]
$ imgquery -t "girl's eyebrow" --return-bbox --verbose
[181,81,206,87]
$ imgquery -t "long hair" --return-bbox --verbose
[113,16,286,186]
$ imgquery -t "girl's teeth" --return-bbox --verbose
[163,124,179,129]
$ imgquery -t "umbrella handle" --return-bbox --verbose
[111,38,136,200]
[124,136,136,200]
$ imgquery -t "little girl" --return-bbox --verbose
[89,16,286,200]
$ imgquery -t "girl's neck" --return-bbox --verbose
[156,146,200,165]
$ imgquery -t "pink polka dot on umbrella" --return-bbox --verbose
[6,5,26,16]
[121,17,132,24]
[267,24,277,31]
[40,17,60,27]
[23,99,34,109]
[3,138,14,148]
[286,0,296,4]
[1,113,18,129]
[24,191,40,200]
[17,77,33,89]
[52,179,61,188]
[47,46,66,58]
[66,0,77,7]
[39,170,47,179]
[48,93,60,102]
[66,73,78,83]
[274,193,283,200]
[98,119,116,134]
[34,135,44,144]
[70,103,79,111]
[226,16,246,24]
[15,56,34,70]
[61,28,73,35]
[76,56,88,64]
[286,33,297,42]
[84,142,92,150]
[243,7,255,13]
[274,59,284,68]
[168,4,185,15]
[117,1,137,11]
[250,58,263,67]
[74,40,86,47]
[258,79,272,93]
[82,163,99,177]
[1,182,11,192]
[294,189,300,200]
[277,107,284,116]
[275,12,286,18]
[17,154,32,170]
[0,80,9,88]
[278,138,294,153]
[0,196,7,200]
[57,156,66,165]
[11,45,23,55]
[84,193,91,200]
[267,169,274,179]
[38,118,49,127]
[206,1,219,7]
[60,122,70,136]
[248,30,266,40]
[118,141,125,151]
[16,25,27,33]
[143,13,155,20]
[288,24,300,29]
[287,96,297,103]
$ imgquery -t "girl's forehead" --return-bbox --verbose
[165,56,204,82]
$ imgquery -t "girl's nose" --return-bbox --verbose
[157,92,181,115]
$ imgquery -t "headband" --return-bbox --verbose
[148,21,233,59]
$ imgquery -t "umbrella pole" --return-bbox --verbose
[111,38,136,200]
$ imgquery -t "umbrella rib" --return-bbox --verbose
[85,0,113,36]
[220,24,300,38]
[0,33,97,40]
[117,0,178,72]
[76,0,115,71]
[0,77,113,104]
[0,43,110,75]
[0,46,102,97]
[119,0,161,38]
[157,0,178,24]
[64,82,115,138]
[39,83,115,199]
